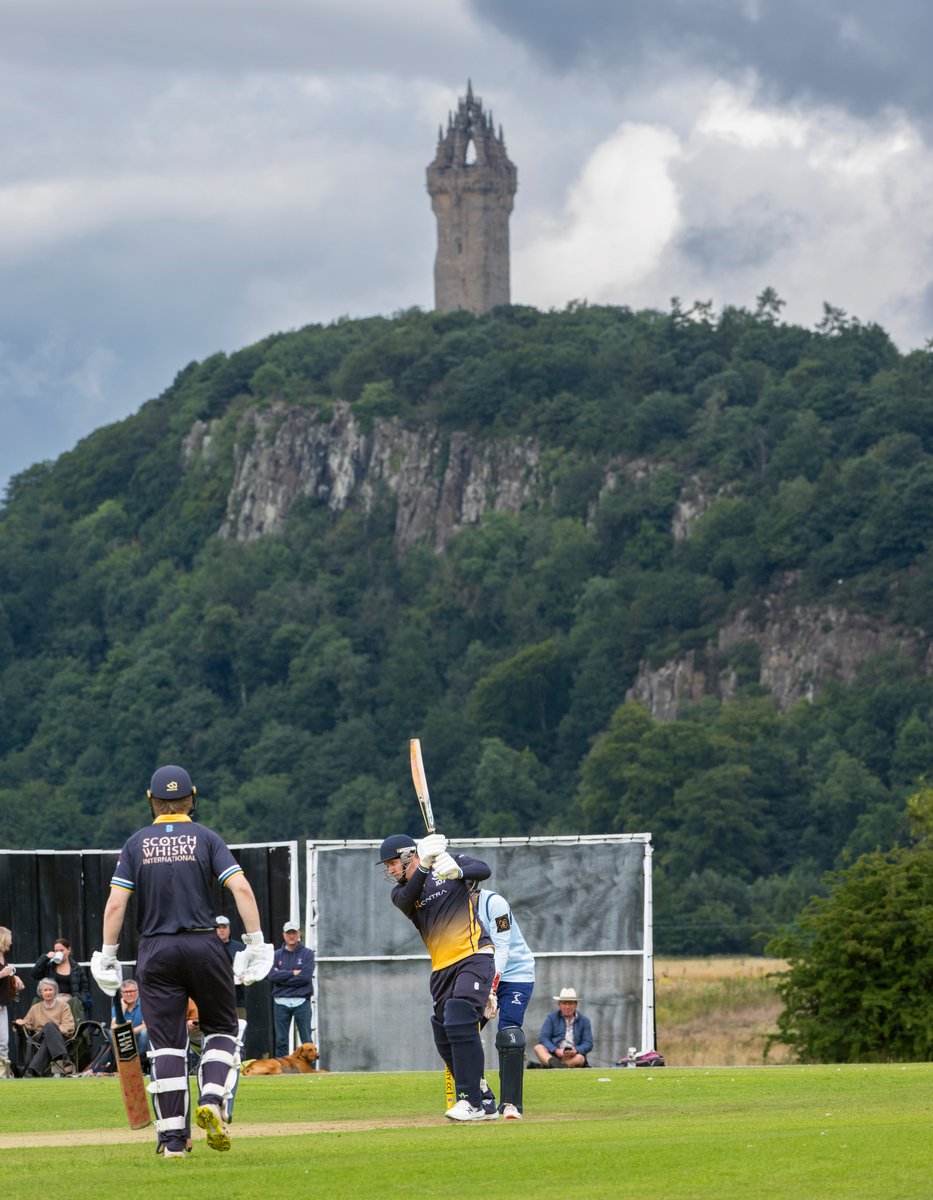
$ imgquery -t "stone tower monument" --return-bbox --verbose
[426,81,517,315]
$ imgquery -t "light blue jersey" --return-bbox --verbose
[476,889,535,983]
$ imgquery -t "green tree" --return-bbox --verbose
[766,810,933,1061]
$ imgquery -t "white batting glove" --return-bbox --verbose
[233,930,274,985]
[432,851,463,880]
[416,833,448,867]
[90,944,123,996]
[483,991,498,1019]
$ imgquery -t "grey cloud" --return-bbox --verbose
[0,1,475,77]
[678,197,806,273]
[467,0,933,123]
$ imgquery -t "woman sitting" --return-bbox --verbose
[15,978,77,1076]
[30,938,93,1019]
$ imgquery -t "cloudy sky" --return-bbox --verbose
[2,0,932,497]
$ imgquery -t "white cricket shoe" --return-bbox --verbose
[501,1103,522,1120]
[445,1099,497,1122]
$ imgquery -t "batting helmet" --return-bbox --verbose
[377,834,417,864]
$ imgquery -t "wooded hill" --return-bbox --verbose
[3,296,932,954]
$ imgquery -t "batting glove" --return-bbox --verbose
[90,944,123,996]
[416,833,448,867]
[432,851,463,881]
[233,931,274,985]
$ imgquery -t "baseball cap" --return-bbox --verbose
[148,765,195,800]
[214,916,230,926]
[283,921,300,933]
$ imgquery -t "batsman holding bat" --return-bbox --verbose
[379,830,498,1122]
[91,765,274,1158]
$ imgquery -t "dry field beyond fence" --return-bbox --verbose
[654,957,794,1067]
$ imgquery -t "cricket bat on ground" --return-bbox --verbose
[410,738,454,1106]
[111,1020,152,1129]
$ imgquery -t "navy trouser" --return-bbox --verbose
[137,932,238,1149]
[429,952,496,1107]
[273,998,312,1055]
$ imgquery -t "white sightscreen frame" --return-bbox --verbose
[304,834,654,1068]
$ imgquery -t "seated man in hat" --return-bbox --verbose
[531,987,593,1068]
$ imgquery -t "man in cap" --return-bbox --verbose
[90,765,274,1158]
[268,920,314,1057]
[532,987,594,1068]
[377,832,498,1122]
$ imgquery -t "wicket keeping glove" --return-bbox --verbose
[483,972,500,1020]
[432,851,463,880]
[90,944,123,996]
[233,930,274,985]
[416,832,448,867]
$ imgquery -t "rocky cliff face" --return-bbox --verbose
[209,401,541,552]
[628,596,933,718]
[188,404,930,714]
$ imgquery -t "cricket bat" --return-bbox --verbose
[410,738,454,1105]
[409,738,436,833]
[111,1020,152,1129]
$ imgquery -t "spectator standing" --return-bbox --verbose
[215,916,246,1020]
[0,926,26,1077]
[215,915,246,1120]
[268,921,314,1056]
[31,938,92,1018]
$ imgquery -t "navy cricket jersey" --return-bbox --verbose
[110,814,244,936]
[392,852,493,971]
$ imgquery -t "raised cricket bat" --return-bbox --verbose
[409,738,453,1104]
[409,738,436,833]
[111,1020,152,1129]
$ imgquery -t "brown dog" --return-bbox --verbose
[242,1042,321,1076]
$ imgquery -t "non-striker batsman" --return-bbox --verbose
[91,765,274,1158]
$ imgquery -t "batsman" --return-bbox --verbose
[91,765,274,1158]
[379,831,498,1121]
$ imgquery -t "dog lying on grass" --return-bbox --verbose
[241,1042,323,1075]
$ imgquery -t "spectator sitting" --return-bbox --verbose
[78,977,149,1076]
[531,987,593,1068]
[15,978,77,1077]
[30,938,93,1019]
[113,978,149,1059]
[268,921,314,1056]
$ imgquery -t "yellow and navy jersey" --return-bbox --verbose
[392,852,493,971]
[111,814,244,936]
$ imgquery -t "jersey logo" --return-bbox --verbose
[495,915,511,932]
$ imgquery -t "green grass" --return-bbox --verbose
[1,1065,931,1198]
